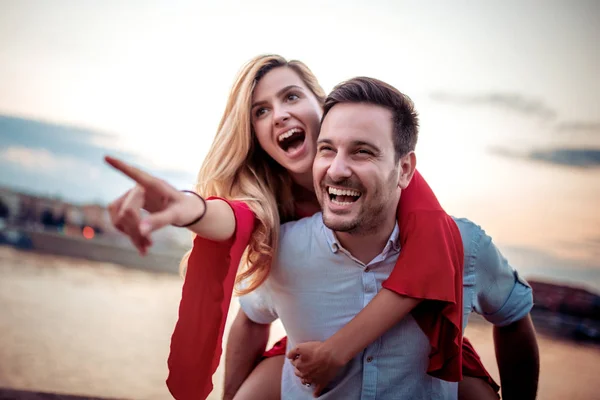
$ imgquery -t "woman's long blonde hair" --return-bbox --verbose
[180,54,326,295]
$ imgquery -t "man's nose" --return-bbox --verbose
[327,153,352,181]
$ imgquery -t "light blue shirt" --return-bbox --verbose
[240,213,533,400]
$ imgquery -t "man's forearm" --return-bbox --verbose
[223,310,270,400]
[493,314,539,399]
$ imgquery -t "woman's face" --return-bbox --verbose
[251,67,323,180]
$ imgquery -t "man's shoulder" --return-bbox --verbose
[277,213,324,263]
[451,217,486,242]
[280,212,323,238]
[450,217,494,262]
[451,216,480,230]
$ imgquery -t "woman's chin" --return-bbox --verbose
[287,157,314,174]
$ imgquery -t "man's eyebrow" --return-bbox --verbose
[251,85,303,109]
[317,139,382,154]
[351,140,381,151]
[317,138,333,145]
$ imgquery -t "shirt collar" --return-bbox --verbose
[323,219,401,254]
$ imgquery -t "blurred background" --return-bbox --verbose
[0,0,598,399]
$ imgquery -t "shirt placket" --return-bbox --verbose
[333,238,399,399]
[360,259,381,399]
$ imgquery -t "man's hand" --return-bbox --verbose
[287,341,343,397]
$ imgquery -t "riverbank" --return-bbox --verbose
[1,247,598,399]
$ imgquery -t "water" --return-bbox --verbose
[0,247,598,399]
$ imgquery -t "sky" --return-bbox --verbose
[0,0,598,288]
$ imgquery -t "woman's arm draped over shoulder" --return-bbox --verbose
[383,169,465,381]
[288,289,421,396]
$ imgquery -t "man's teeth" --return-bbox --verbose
[328,187,361,206]
[331,199,354,206]
[278,128,303,142]
[327,187,361,197]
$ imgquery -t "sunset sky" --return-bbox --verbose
[0,0,598,288]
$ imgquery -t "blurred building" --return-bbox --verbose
[0,186,190,249]
[531,280,600,320]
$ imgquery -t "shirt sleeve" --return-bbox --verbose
[473,231,534,327]
[238,280,278,325]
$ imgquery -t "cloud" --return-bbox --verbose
[489,146,600,168]
[500,244,600,291]
[0,114,196,204]
[529,148,600,168]
[0,115,117,159]
[0,146,85,172]
[503,244,600,270]
[556,237,600,259]
[429,91,557,120]
[555,121,600,134]
[0,114,194,178]
[430,91,600,141]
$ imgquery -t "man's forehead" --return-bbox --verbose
[320,103,393,143]
[323,103,392,124]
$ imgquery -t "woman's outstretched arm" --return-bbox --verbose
[104,155,236,253]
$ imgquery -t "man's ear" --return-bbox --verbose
[398,152,416,189]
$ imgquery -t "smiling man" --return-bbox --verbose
[234,77,538,399]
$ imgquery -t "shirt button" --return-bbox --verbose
[364,267,370,272]
[366,356,374,363]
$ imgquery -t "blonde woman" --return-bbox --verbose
[106,55,499,400]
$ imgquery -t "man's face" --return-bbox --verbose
[313,102,406,235]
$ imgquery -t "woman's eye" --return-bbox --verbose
[287,93,300,101]
[255,108,267,117]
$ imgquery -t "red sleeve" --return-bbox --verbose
[462,337,500,393]
[166,198,256,400]
[382,170,465,381]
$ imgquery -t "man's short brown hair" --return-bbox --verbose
[322,77,419,159]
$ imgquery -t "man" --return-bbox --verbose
[226,77,539,399]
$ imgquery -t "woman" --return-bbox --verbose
[106,54,499,399]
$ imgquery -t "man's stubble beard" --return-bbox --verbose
[323,168,399,236]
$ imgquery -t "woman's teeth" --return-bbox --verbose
[278,128,303,142]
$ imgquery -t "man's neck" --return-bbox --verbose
[335,216,397,265]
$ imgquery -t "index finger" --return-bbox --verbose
[287,348,303,362]
[104,156,158,189]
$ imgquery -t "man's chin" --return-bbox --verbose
[322,213,358,232]
[322,207,351,219]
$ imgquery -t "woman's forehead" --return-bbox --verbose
[253,67,307,101]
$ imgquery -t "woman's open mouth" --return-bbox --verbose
[277,128,306,153]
